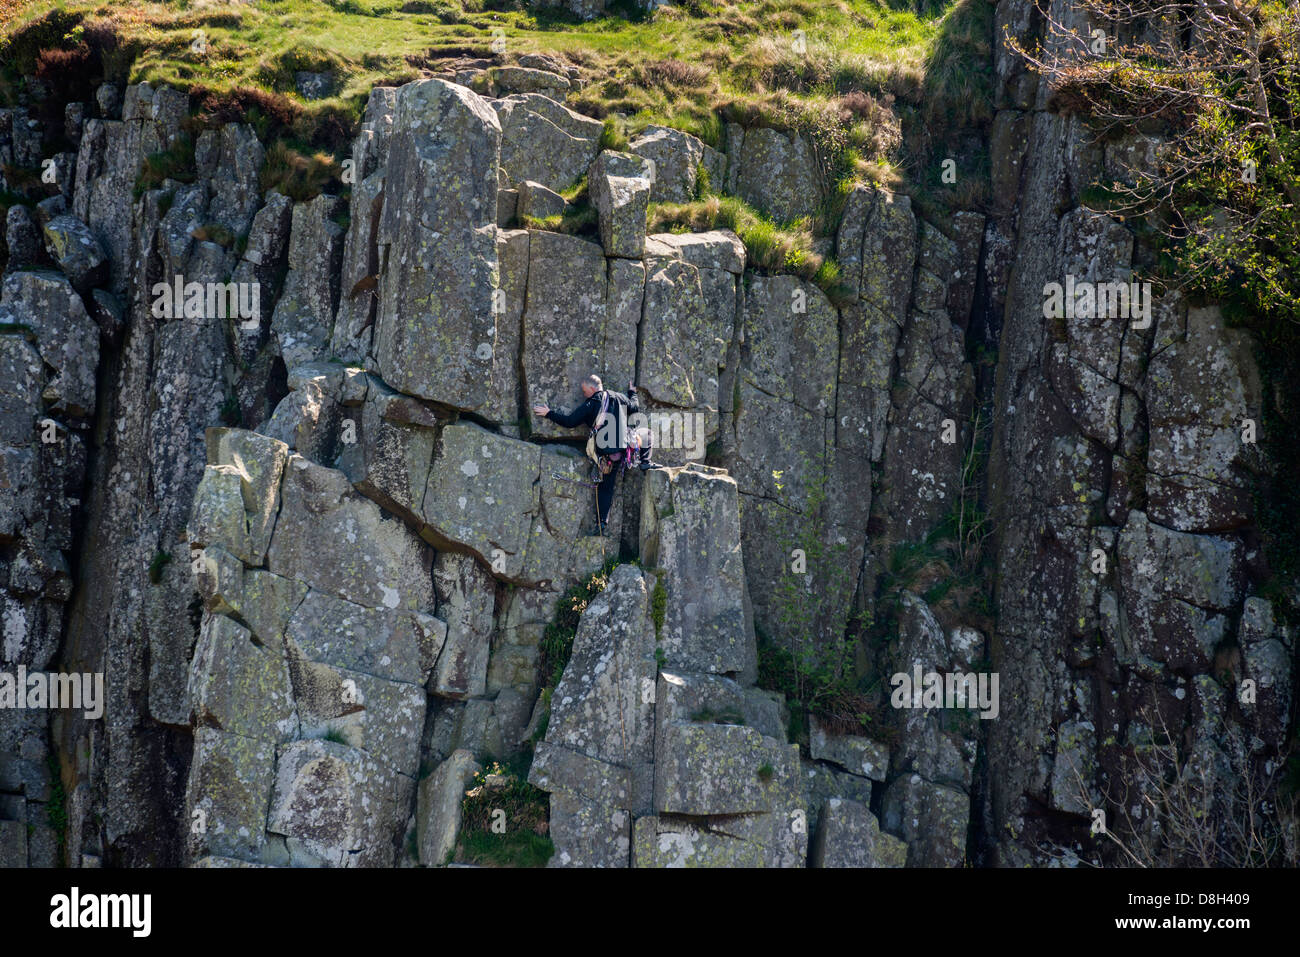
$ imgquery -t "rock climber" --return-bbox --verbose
[532,374,654,534]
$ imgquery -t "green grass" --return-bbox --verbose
[455,758,553,868]
[133,132,196,198]
[2,0,988,211]
[650,576,667,639]
[537,557,621,691]
[648,192,848,303]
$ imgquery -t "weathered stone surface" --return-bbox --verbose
[811,797,907,867]
[417,749,480,866]
[546,790,628,868]
[374,79,501,409]
[262,380,345,466]
[0,270,100,418]
[1145,306,1260,532]
[41,214,108,292]
[284,590,441,687]
[732,126,820,223]
[1117,510,1244,673]
[186,727,276,863]
[522,231,625,440]
[632,812,803,868]
[268,456,435,611]
[589,150,650,258]
[4,205,41,274]
[809,716,889,782]
[267,738,404,867]
[430,552,494,699]
[484,228,529,428]
[286,657,426,776]
[492,93,603,194]
[517,180,566,220]
[654,722,797,816]
[532,564,657,803]
[421,422,539,577]
[636,246,736,442]
[194,123,265,237]
[188,614,297,742]
[880,773,968,867]
[494,65,570,98]
[641,464,753,678]
[203,428,290,562]
[338,381,438,528]
[272,194,347,368]
[627,125,723,203]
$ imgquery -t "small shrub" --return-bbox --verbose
[147,549,171,585]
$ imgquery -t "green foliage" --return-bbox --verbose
[757,762,774,782]
[321,727,349,745]
[456,759,553,868]
[599,115,629,152]
[219,391,243,427]
[650,577,667,640]
[647,193,850,304]
[147,548,171,584]
[134,133,196,199]
[537,558,621,692]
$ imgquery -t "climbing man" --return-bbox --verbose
[532,374,653,534]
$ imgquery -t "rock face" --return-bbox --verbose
[373,79,501,410]
[1,36,1293,873]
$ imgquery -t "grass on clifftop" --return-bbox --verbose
[1,0,993,208]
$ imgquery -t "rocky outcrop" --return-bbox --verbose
[0,22,1291,872]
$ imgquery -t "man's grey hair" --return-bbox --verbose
[583,374,603,391]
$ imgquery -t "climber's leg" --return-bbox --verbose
[596,468,618,534]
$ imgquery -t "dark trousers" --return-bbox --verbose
[596,467,619,531]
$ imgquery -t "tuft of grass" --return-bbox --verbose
[134,133,196,199]
[650,577,667,640]
[537,558,621,691]
[147,548,171,584]
[456,758,553,868]
[648,193,849,304]
[259,140,341,203]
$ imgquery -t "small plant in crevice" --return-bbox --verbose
[536,557,621,693]
[219,391,243,427]
[455,758,553,868]
[650,576,667,640]
[147,548,172,584]
[134,133,196,198]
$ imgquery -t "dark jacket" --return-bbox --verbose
[546,387,639,455]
